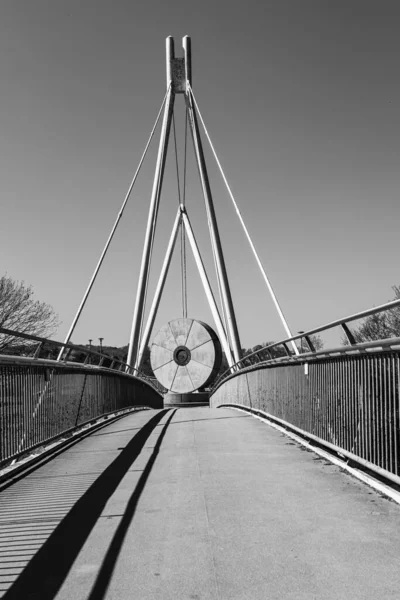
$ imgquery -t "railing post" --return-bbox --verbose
[33,343,43,359]
[341,323,357,345]
[304,335,316,353]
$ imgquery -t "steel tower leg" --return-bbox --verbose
[127,38,176,369]
[182,37,241,362]
[136,208,182,370]
[185,89,242,364]
[181,207,234,367]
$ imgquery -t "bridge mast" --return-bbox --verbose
[126,37,175,369]
[183,37,242,364]
[127,36,242,370]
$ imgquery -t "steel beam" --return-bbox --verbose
[127,39,176,369]
[183,35,192,87]
[136,208,182,370]
[181,207,234,368]
[185,87,242,363]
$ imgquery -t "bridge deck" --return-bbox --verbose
[1,406,400,599]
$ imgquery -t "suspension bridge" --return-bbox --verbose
[1,37,400,599]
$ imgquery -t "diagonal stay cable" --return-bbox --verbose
[188,85,299,355]
[57,86,171,360]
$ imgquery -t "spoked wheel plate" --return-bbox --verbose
[150,318,221,393]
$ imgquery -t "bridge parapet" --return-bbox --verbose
[211,341,400,486]
[0,350,163,468]
[213,296,400,390]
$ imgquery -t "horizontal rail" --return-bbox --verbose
[1,326,109,358]
[0,326,164,393]
[213,297,400,390]
[214,336,400,387]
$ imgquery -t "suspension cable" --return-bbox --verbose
[189,85,298,355]
[57,86,171,360]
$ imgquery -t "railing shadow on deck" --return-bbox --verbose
[2,408,175,600]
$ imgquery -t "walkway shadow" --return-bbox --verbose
[88,409,176,600]
[4,409,170,600]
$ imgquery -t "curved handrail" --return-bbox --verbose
[0,326,164,394]
[212,297,400,391]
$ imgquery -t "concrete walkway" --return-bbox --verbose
[1,406,400,599]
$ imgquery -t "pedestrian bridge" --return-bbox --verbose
[1,405,400,600]
[1,331,400,599]
[2,34,400,599]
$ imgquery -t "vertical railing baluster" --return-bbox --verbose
[357,357,363,459]
[393,355,398,475]
[396,355,400,475]
[383,355,388,472]
[346,359,352,452]
[390,353,396,475]
[380,356,385,470]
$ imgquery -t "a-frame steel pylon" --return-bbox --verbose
[58,36,298,367]
[126,36,242,371]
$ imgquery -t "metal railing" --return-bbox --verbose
[211,343,400,480]
[212,297,400,391]
[210,298,400,483]
[0,326,164,392]
[0,328,164,466]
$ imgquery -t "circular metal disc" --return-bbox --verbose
[150,318,221,393]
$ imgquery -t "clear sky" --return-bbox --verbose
[1,0,399,351]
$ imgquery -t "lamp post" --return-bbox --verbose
[99,337,104,353]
